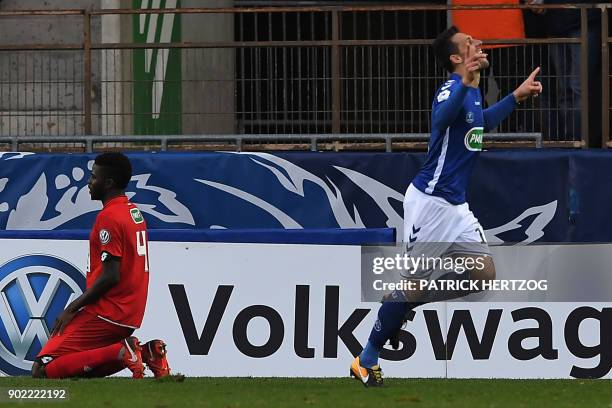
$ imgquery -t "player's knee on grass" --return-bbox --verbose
[31,361,45,378]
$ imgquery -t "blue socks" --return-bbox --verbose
[359,341,380,368]
[359,300,409,368]
[359,271,479,368]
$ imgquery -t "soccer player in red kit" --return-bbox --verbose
[32,152,170,379]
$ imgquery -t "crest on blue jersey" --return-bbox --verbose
[466,111,475,124]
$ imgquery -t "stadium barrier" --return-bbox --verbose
[1,150,611,242]
[0,133,543,153]
[0,3,608,147]
[0,228,395,245]
[0,230,611,379]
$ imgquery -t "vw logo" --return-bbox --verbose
[0,255,85,375]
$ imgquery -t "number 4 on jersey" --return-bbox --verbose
[136,231,149,272]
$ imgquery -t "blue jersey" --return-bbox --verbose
[412,73,517,205]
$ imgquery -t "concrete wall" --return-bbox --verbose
[0,0,236,136]
[181,0,235,134]
[0,0,102,136]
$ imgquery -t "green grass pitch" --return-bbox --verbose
[0,377,610,407]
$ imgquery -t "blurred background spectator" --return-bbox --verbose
[527,0,601,144]
[450,0,529,133]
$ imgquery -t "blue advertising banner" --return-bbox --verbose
[0,150,607,243]
[0,228,395,245]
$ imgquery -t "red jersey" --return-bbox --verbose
[87,195,149,329]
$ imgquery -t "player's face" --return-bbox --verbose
[452,32,489,70]
[88,164,107,201]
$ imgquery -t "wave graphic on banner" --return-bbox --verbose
[197,153,557,244]
[0,153,34,160]
[0,152,560,242]
[485,201,557,245]
[5,159,194,230]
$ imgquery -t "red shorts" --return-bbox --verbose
[37,309,133,359]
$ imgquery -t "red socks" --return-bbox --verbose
[44,342,123,379]
[83,360,125,378]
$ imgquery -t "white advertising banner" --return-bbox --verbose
[0,238,610,379]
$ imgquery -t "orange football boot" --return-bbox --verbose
[349,356,383,387]
[141,339,171,378]
[122,336,144,379]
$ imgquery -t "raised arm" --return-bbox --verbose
[484,67,543,131]
[431,80,470,131]
[483,94,517,132]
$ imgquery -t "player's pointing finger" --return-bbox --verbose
[528,67,541,81]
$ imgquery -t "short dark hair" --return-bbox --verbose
[94,152,132,189]
[433,26,460,73]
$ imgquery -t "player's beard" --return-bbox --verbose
[479,58,490,70]
[89,186,103,201]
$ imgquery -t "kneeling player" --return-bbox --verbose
[32,153,170,379]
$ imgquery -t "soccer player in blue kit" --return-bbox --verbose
[350,26,543,387]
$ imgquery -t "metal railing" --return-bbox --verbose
[0,4,608,150]
[0,132,542,153]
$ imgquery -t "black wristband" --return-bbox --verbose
[100,251,121,263]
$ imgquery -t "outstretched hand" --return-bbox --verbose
[513,67,543,103]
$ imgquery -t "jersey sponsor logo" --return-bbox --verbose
[466,111,475,124]
[130,208,144,224]
[464,127,484,151]
[101,251,109,262]
[99,229,111,245]
[0,255,85,375]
